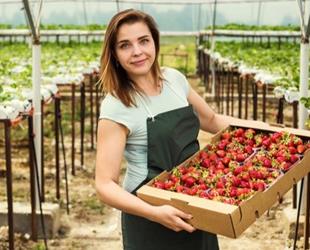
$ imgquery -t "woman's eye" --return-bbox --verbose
[120,43,130,49]
[140,39,149,45]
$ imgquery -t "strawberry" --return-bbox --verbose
[217,188,226,196]
[245,145,254,155]
[216,150,226,158]
[262,138,271,149]
[222,157,231,166]
[200,151,209,159]
[184,176,196,187]
[216,181,225,189]
[234,128,245,137]
[229,188,238,197]
[290,154,299,164]
[164,180,174,190]
[245,128,256,139]
[198,183,208,190]
[189,187,198,196]
[176,185,184,193]
[221,131,231,140]
[231,176,241,187]
[233,166,244,176]
[201,158,211,168]
[236,153,246,162]
[297,144,305,154]
[263,158,272,168]
[288,146,297,154]
[153,180,165,189]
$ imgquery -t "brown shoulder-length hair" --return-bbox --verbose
[99,9,163,107]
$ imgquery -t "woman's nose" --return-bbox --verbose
[132,44,142,56]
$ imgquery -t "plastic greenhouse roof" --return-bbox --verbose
[0,0,300,4]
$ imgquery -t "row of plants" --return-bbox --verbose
[0,42,101,118]
[205,23,300,31]
[0,37,195,117]
[211,41,302,89]
[203,40,310,126]
[0,23,107,30]
[0,23,299,32]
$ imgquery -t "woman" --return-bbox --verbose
[95,9,229,250]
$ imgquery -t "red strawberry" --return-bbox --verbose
[236,153,246,162]
[288,146,297,154]
[263,158,272,168]
[164,180,174,190]
[290,154,299,163]
[200,151,209,159]
[233,166,244,176]
[153,180,165,189]
[216,150,226,158]
[201,158,211,168]
[221,131,231,140]
[198,183,208,190]
[234,128,245,137]
[222,157,231,166]
[297,144,305,154]
[262,138,271,148]
[231,176,241,187]
[216,181,225,189]
[184,176,196,187]
[245,145,254,155]
[229,188,238,197]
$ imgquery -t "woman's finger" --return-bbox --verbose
[175,217,196,233]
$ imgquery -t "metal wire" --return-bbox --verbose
[0,0,300,5]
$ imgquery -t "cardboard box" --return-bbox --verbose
[137,122,310,238]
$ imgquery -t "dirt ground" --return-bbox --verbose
[0,78,307,250]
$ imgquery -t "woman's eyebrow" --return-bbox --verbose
[117,35,150,44]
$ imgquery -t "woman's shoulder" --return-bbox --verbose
[100,93,131,114]
[161,66,186,80]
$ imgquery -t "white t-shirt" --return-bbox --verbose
[99,67,190,192]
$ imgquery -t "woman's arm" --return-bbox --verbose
[187,87,229,133]
[95,119,195,232]
[187,87,270,133]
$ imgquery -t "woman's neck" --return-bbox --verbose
[131,74,161,96]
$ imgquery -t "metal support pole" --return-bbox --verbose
[252,82,258,120]
[90,74,94,150]
[4,120,14,250]
[80,82,85,168]
[262,84,266,122]
[28,115,37,241]
[71,84,76,175]
[238,76,242,119]
[54,97,60,199]
[40,101,45,202]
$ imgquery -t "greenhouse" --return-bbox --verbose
[0,0,309,249]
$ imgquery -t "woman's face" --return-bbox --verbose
[115,21,156,79]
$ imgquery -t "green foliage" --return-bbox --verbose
[0,23,106,30]
[205,23,300,31]
[300,97,310,109]
[32,243,46,250]
[213,41,306,89]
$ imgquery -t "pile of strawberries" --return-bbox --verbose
[152,127,309,205]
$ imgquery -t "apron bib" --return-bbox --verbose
[122,86,219,250]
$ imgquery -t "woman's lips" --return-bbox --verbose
[131,59,147,66]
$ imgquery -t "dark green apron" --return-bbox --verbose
[121,104,219,250]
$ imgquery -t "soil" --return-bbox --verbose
[0,77,307,250]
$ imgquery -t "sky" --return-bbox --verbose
[0,1,308,30]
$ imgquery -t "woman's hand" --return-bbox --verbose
[149,205,196,233]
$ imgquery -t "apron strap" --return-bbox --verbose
[164,81,188,104]
[136,81,188,121]
[136,94,155,121]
